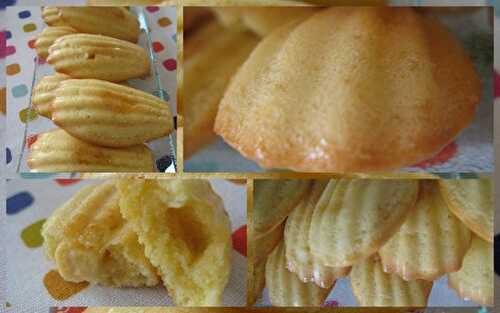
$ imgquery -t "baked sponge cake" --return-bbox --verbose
[439,178,493,243]
[42,181,159,287]
[215,7,481,172]
[266,241,333,306]
[31,73,70,118]
[47,34,150,82]
[253,179,311,235]
[42,7,140,43]
[350,257,433,306]
[51,79,173,148]
[184,21,259,157]
[117,179,232,306]
[448,236,493,306]
[309,179,418,267]
[28,129,156,172]
[379,180,472,281]
[34,26,77,60]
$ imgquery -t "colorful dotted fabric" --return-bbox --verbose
[5,179,247,307]
[4,5,177,174]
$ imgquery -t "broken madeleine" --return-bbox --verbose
[117,179,232,306]
[42,180,159,287]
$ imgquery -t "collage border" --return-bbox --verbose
[1,0,498,312]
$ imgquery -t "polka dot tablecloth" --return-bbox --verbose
[5,179,247,311]
[4,4,177,175]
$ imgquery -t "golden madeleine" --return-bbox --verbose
[48,34,150,82]
[266,241,332,306]
[51,79,173,147]
[35,26,77,59]
[350,257,433,306]
[379,180,472,281]
[32,73,70,118]
[184,21,259,157]
[448,236,493,306]
[254,179,311,235]
[28,129,156,172]
[254,221,285,264]
[285,180,350,288]
[214,7,480,172]
[439,178,493,243]
[42,6,140,42]
[309,179,418,267]
[249,258,266,305]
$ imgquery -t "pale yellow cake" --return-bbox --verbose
[42,181,159,287]
[184,21,259,157]
[28,129,156,172]
[309,179,419,267]
[47,34,150,82]
[351,257,433,306]
[285,180,350,288]
[266,242,333,306]
[117,179,232,306]
[379,180,472,281]
[439,178,493,243]
[215,7,480,172]
[34,26,76,59]
[448,236,493,306]
[253,179,311,235]
[51,79,173,147]
[42,7,140,42]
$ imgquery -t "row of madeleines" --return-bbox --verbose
[29,7,174,173]
[42,179,232,306]
[251,179,493,306]
[184,5,482,172]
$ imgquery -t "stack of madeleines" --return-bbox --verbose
[42,179,232,306]
[252,178,493,306]
[28,7,174,173]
